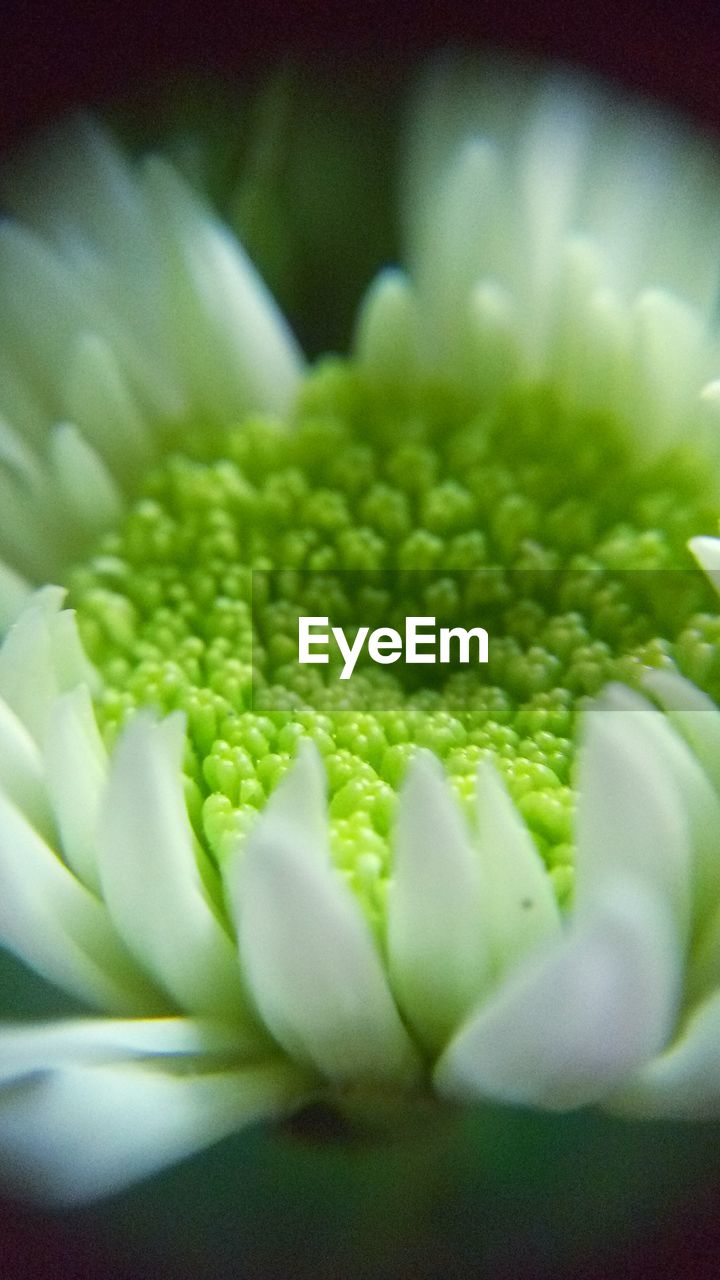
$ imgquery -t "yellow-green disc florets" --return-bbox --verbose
[66,360,720,922]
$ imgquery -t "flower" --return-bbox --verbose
[2,54,720,1206]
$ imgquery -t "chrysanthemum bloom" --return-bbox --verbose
[2,54,720,1206]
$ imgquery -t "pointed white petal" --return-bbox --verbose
[0,224,100,384]
[0,1057,308,1204]
[230,745,418,1084]
[0,1015,257,1086]
[49,423,124,533]
[354,269,420,384]
[43,685,107,893]
[435,878,680,1110]
[628,291,710,454]
[591,682,720,923]
[142,156,304,420]
[689,535,720,596]
[0,353,48,450]
[575,687,693,935]
[0,788,161,1014]
[608,988,720,1119]
[0,589,97,743]
[98,712,248,1020]
[63,334,154,483]
[0,560,32,631]
[415,139,510,369]
[387,752,489,1052]
[1,113,147,248]
[464,282,519,396]
[517,70,600,307]
[0,696,54,838]
[250,737,329,861]
[475,763,561,973]
[644,668,720,789]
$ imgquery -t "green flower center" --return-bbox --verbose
[66,360,720,923]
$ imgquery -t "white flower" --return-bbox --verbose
[1,55,720,1207]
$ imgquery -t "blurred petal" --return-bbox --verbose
[354,269,420,385]
[608,988,720,1119]
[0,1057,308,1205]
[644,668,720,788]
[0,1015,256,1086]
[48,423,125,533]
[575,685,693,934]
[690,535,720,595]
[142,156,304,420]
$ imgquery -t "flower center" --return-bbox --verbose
[65,359,720,924]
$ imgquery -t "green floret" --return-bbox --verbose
[66,358,720,920]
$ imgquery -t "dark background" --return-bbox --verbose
[2,0,720,1277]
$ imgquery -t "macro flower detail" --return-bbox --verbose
[2,55,720,1205]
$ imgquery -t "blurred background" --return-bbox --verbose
[2,0,720,1276]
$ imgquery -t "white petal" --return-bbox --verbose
[628,291,711,454]
[0,696,54,839]
[63,334,154,483]
[354,269,420,384]
[475,763,561,973]
[600,681,720,927]
[0,560,32,631]
[517,70,600,309]
[0,1015,257,1086]
[142,156,304,420]
[435,877,680,1110]
[98,712,249,1021]
[0,1057,308,1204]
[464,282,519,396]
[690,535,720,596]
[48,423,124,533]
[415,139,509,369]
[1,113,148,249]
[43,685,107,892]
[644,667,720,789]
[387,752,489,1052]
[0,789,161,1014]
[230,744,418,1084]
[608,988,720,1119]
[0,224,100,390]
[0,588,97,743]
[575,686,693,935]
